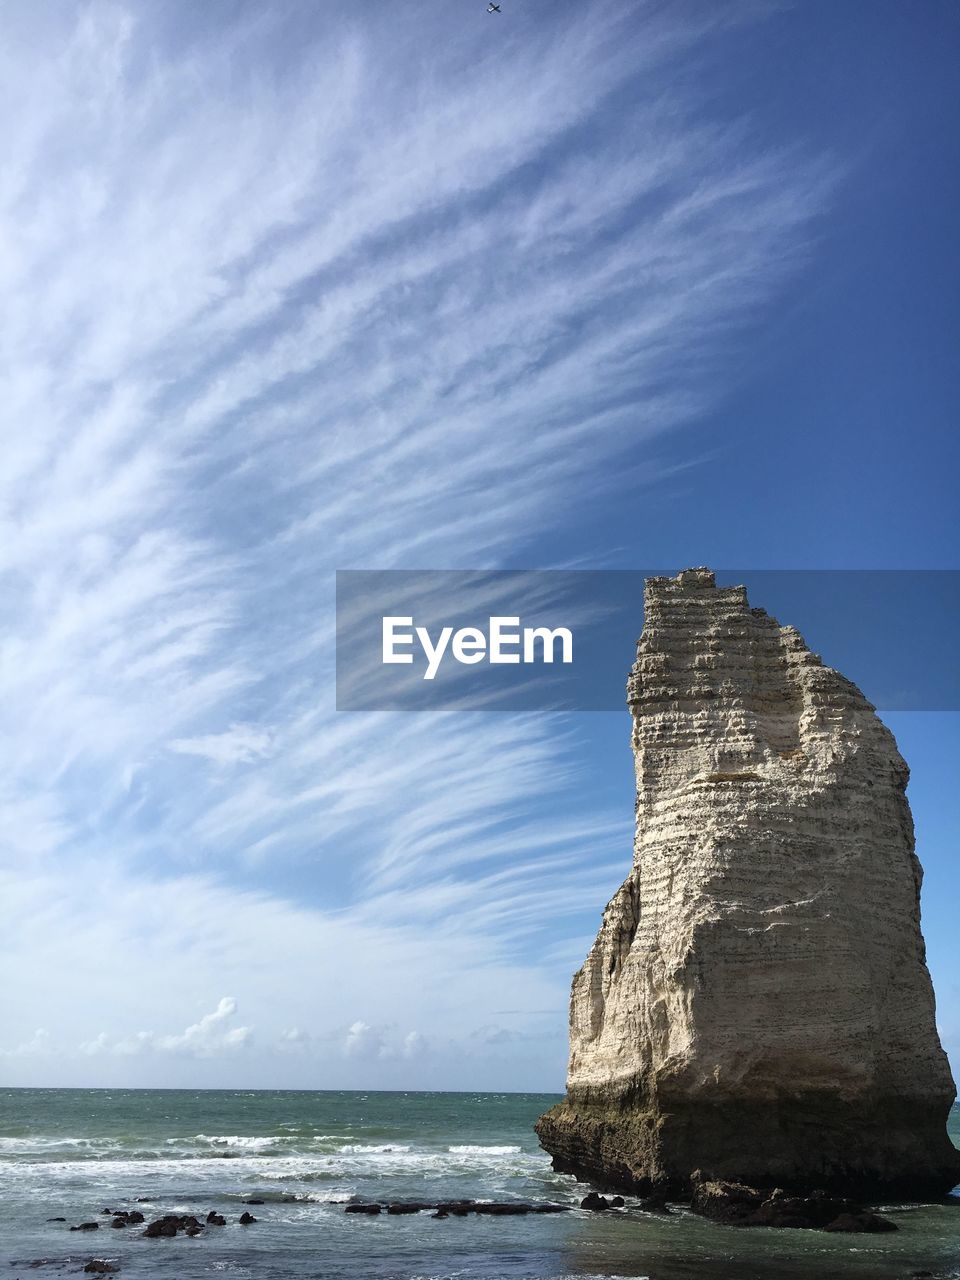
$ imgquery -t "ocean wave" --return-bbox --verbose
[2,1133,542,1165]
[189,1134,291,1149]
[447,1144,522,1155]
[0,1136,121,1154]
[336,1143,412,1154]
[219,1188,352,1203]
[0,1136,95,1147]
[5,1138,557,1200]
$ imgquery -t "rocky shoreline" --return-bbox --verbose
[689,1174,897,1232]
[53,1179,909,1244]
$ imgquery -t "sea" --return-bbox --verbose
[1,1089,958,1280]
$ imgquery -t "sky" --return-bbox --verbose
[0,0,957,1092]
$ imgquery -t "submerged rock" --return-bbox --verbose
[143,1220,175,1238]
[536,568,960,1199]
[143,1214,202,1238]
[687,1174,893,1231]
[824,1210,898,1233]
[689,1173,900,1232]
[579,1192,610,1211]
[637,1191,669,1213]
[345,1199,569,1218]
[108,1210,143,1228]
[689,1175,765,1224]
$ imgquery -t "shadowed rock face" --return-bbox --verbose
[536,568,960,1198]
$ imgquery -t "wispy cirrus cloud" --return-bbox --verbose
[0,1,831,1084]
[170,725,276,767]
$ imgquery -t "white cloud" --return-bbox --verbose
[278,1027,311,1053]
[0,1,835,1086]
[170,725,275,767]
[343,1022,429,1062]
[156,996,252,1055]
[79,997,252,1059]
[79,1033,112,1057]
[472,1026,524,1047]
[402,1031,426,1060]
[0,1029,55,1059]
[343,1020,386,1060]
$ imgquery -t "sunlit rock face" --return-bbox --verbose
[536,568,959,1198]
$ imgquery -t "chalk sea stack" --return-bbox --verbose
[536,568,959,1198]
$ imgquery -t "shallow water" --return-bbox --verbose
[1,1089,957,1280]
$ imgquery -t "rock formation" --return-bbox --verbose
[536,568,959,1198]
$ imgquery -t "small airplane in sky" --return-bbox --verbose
[487,3,501,11]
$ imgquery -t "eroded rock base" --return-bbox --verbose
[536,1090,960,1200]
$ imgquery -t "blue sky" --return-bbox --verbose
[0,0,957,1091]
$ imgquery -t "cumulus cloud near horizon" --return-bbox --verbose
[80,997,252,1059]
[343,1021,427,1061]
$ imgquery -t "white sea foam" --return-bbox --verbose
[191,1134,290,1148]
[336,1142,412,1154]
[0,1135,118,1154]
[447,1144,522,1155]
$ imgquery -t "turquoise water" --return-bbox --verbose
[1,1089,957,1280]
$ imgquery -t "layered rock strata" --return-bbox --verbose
[536,568,959,1197]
